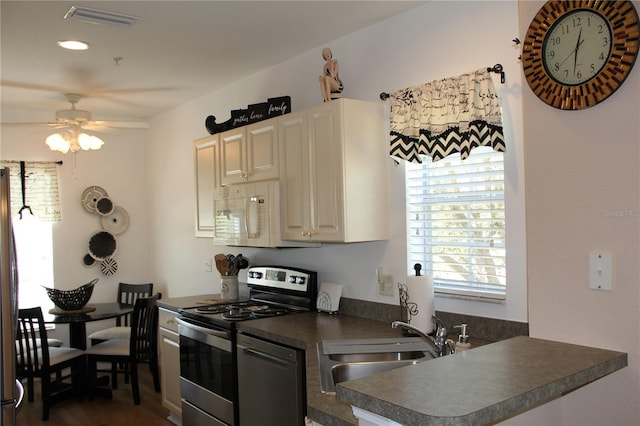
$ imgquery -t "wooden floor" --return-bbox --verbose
[17,366,174,426]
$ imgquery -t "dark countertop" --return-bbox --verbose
[336,336,627,425]
[158,298,627,426]
[236,313,627,426]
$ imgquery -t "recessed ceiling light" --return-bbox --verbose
[57,40,89,50]
[64,6,139,29]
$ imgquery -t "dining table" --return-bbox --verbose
[43,302,134,350]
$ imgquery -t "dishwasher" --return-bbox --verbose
[236,333,305,426]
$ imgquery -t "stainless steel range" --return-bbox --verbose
[177,265,317,426]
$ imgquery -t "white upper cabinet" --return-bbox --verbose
[193,135,218,237]
[279,99,389,243]
[220,119,279,186]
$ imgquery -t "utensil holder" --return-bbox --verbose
[221,276,239,300]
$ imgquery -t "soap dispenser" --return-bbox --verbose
[454,323,471,351]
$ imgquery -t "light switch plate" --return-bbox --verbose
[589,252,612,291]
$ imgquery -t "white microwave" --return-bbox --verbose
[213,180,316,248]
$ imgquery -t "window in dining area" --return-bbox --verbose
[13,214,55,309]
[1,160,61,309]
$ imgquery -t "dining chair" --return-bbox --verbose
[88,282,154,345]
[87,282,153,387]
[15,307,85,421]
[85,293,161,405]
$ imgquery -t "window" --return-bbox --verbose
[405,147,505,301]
[12,213,55,309]
[1,161,60,309]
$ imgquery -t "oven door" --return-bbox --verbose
[177,317,236,426]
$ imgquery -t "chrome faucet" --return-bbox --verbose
[391,315,456,357]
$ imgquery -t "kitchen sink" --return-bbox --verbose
[317,337,436,393]
[329,350,427,363]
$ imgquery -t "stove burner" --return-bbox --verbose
[252,308,288,317]
[220,305,290,320]
[243,304,270,312]
[224,307,251,320]
[195,305,231,314]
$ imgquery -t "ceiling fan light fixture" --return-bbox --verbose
[46,131,104,154]
[78,133,104,151]
[64,6,139,29]
[57,40,89,50]
[46,133,72,154]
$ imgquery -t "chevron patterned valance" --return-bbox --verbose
[388,68,505,163]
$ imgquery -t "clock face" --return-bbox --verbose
[542,9,612,86]
[522,1,640,110]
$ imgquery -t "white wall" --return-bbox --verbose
[1,110,152,340]
[149,1,528,323]
[501,1,639,425]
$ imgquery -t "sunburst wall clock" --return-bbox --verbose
[522,0,639,110]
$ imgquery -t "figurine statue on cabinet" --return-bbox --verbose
[319,47,343,102]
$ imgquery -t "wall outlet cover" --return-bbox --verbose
[589,252,612,291]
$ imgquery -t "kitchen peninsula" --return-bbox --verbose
[234,313,627,425]
[158,295,626,426]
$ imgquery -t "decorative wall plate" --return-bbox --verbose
[95,196,115,216]
[88,230,117,260]
[83,253,96,267]
[100,258,118,276]
[100,206,130,235]
[81,186,108,214]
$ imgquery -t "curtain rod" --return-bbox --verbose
[1,160,63,165]
[379,63,505,101]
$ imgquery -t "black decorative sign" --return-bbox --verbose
[205,96,291,135]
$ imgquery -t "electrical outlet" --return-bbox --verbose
[204,258,212,272]
[379,274,395,296]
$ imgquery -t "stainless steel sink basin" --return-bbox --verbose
[317,338,436,393]
[329,350,427,363]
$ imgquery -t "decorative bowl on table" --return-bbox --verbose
[43,278,99,311]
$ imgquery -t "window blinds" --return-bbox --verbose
[405,147,505,300]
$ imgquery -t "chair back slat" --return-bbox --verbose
[16,307,51,375]
[116,283,153,327]
[129,293,160,363]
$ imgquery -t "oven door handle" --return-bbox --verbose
[238,344,293,368]
[176,317,231,341]
[176,317,233,352]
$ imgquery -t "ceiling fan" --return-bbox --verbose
[2,93,149,133]
[2,93,150,153]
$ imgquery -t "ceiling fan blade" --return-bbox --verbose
[90,120,149,129]
[81,125,122,135]
[0,121,64,128]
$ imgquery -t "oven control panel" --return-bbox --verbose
[247,266,316,294]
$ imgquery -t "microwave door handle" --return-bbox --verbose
[244,197,250,237]
[246,197,259,239]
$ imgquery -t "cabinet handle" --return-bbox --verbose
[166,318,175,324]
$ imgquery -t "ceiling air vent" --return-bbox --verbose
[64,6,140,29]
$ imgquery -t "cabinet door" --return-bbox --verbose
[246,120,279,182]
[158,309,182,419]
[279,111,311,240]
[308,102,344,241]
[194,135,218,237]
[219,127,246,186]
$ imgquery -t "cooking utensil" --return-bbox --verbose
[237,256,249,270]
[215,254,229,275]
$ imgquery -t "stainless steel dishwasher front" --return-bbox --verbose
[236,333,305,426]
